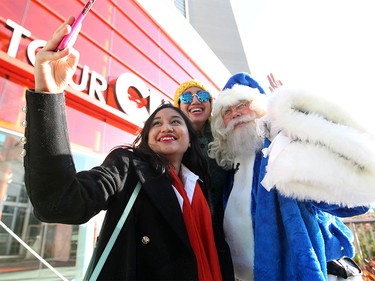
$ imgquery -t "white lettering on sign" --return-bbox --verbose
[89,71,108,104]
[148,87,164,114]
[4,18,166,120]
[6,19,31,58]
[70,65,90,92]
[115,73,150,122]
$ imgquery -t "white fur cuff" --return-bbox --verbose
[263,88,375,207]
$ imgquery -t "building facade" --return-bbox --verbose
[186,0,251,74]
[0,0,230,279]
[174,0,251,74]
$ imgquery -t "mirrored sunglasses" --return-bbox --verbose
[179,90,211,104]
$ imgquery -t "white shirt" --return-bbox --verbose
[172,164,199,209]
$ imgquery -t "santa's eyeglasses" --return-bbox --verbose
[179,91,211,104]
[223,101,250,119]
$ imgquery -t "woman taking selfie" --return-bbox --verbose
[23,17,234,280]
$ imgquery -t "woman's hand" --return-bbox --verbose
[34,16,81,93]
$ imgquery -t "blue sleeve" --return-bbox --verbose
[312,201,369,218]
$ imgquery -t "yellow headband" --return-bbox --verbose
[173,80,212,107]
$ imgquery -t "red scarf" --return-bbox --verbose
[170,167,222,281]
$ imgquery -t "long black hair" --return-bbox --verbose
[127,103,208,182]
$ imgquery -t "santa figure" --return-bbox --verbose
[208,72,374,281]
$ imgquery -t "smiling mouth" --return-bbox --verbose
[159,136,176,141]
[190,108,203,113]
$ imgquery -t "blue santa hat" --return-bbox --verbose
[222,72,265,94]
[211,72,268,120]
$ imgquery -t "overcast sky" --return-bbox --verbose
[231,0,375,132]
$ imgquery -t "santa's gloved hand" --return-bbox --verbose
[261,131,292,191]
[255,115,279,141]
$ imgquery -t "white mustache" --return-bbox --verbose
[224,115,256,135]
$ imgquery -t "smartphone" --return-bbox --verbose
[56,0,97,51]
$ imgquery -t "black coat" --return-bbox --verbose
[23,90,234,280]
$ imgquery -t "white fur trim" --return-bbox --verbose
[263,87,375,206]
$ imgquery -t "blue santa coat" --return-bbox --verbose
[223,138,369,281]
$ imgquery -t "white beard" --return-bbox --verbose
[225,115,263,158]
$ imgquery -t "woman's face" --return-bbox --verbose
[148,108,190,163]
[179,86,211,130]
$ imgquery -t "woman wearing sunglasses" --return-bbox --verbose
[174,81,230,231]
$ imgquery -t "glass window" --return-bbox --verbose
[0,75,27,134]
[0,127,105,281]
[174,0,188,18]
